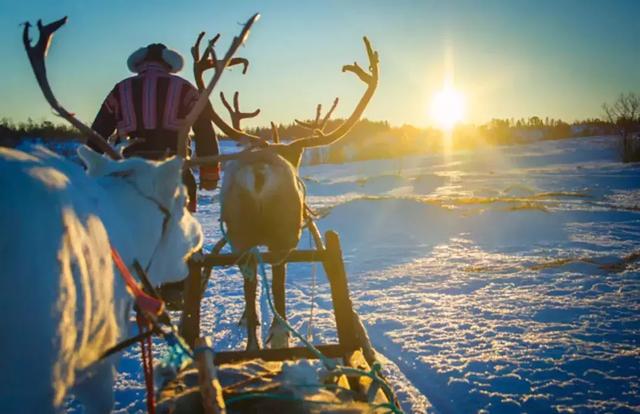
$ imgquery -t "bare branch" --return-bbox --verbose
[602,92,640,139]
[22,17,120,159]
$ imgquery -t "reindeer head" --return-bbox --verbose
[78,146,203,285]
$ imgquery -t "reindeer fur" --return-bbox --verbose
[0,145,203,413]
[221,150,303,259]
[220,149,304,349]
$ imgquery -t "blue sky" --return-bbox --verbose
[1,0,638,127]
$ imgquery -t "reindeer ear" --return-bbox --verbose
[153,156,183,206]
[78,145,109,176]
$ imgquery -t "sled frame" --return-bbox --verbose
[180,223,361,363]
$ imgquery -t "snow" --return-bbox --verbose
[62,135,639,413]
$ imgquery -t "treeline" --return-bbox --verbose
[232,116,616,164]
[0,118,81,146]
[0,115,620,164]
[460,117,613,147]
[234,119,441,163]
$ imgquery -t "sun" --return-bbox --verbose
[429,85,466,131]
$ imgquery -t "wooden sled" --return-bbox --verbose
[157,223,400,413]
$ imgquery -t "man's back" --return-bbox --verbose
[92,61,212,157]
[91,43,220,209]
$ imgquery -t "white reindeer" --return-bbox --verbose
[0,145,203,413]
[0,15,259,413]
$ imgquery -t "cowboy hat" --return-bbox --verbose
[127,43,184,73]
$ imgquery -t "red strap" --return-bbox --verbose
[113,246,159,414]
[137,314,156,414]
[110,247,164,316]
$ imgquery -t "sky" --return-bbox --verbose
[1,0,639,128]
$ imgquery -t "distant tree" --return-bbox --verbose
[603,92,640,162]
[528,116,543,128]
[0,117,82,146]
[603,93,640,137]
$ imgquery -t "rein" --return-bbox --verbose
[111,248,164,316]
[109,247,164,414]
[119,178,172,273]
[102,175,181,414]
[97,177,192,361]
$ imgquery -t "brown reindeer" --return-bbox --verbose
[189,32,379,350]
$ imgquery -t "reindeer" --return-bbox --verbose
[189,32,379,350]
[1,15,258,413]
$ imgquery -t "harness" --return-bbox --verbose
[120,177,172,273]
[95,176,188,414]
[104,248,194,414]
[110,250,162,414]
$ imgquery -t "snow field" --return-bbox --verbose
[65,136,639,413]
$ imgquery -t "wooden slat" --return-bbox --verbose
[272,263,286,317]
[195,337,226,414]
[322,231,359,353]
[202,249,326,267]
[213,344,343,365]
[179,260,203,348]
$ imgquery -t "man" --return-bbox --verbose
[91,43,219,211]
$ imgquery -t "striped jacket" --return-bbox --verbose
[91,62,218,161]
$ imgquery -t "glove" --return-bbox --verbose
[200,164,220,190]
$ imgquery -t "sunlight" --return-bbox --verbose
[430,84,466,132]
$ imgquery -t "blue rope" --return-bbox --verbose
[218,224,401,412]
[254,245,338,370]
[219,214,334,368]
[160,331,193,370]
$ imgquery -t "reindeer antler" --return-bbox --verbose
[270,122,280,143]
[187,35,380,168]
[220,91,261,130]
[294,97,339,135]
[287,36,379,150]
[191,31,219,91]
[191,31,249,90]
[177,13,261,158]
[22,17,121,159]
[189,29,268,150]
